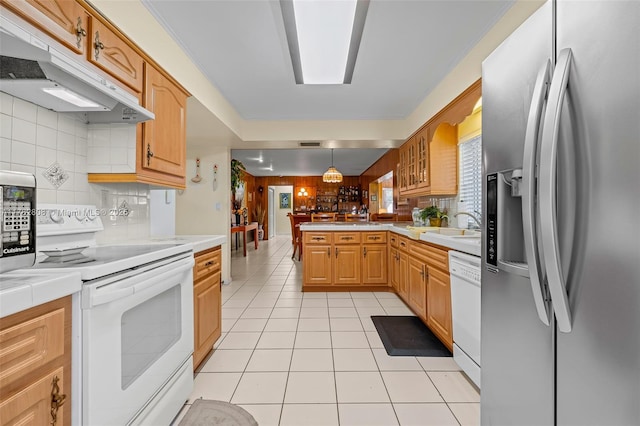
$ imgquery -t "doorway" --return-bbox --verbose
[268,187,275,239]
[268,185,293,236]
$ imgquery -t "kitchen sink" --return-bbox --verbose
[426,228,481,237]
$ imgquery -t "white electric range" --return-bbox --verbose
[16,204,195,426]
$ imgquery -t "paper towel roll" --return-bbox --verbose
[457,201,467,228]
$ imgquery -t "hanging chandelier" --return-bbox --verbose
[323,148,343,183]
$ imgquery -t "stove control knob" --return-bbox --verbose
[49,210,64,224]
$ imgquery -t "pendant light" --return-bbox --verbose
[323,148,343,183]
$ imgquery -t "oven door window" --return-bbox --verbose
[121,284,181,389]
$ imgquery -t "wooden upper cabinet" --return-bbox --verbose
[398,139,410,192]
[398,79,481,197]
[407,136,417,189]
[429,122,458,195]
[88,18,144,93]
[2,0,89,56]
[415,126,430,190]
[141,63,187,179]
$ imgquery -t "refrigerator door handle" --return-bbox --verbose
[539,48,574,333]
[522,59,552,326]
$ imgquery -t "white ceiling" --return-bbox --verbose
[142,0,513,121]
[231,148,389,176]
[142,0,513,176]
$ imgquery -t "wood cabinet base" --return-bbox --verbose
[303,285,393,293]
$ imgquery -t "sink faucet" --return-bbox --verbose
[454,211,482,228]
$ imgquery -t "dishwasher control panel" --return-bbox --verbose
[449,251,481,286]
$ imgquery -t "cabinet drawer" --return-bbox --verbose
[334,232,361,244]
[363,232,387,244]
[389,233,399,248]
[194,247,221,281]
[0,299,67,390]
[410,241,449,271]
[398,236,409,252]
[304,232,332,244]
[0,366,66,426]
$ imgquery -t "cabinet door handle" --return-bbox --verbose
[335,247,339,258]
[363,247,367,257]
[50,375,66,426]
[312,236,323,241]
[327,247,330,257]
[400,242,406,247]
[94,31,105,59]
[147,144,154,165]
[76,17,87,49]
[204,261,214,267]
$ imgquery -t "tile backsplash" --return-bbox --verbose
[1,92,90,204]
[1,92,151,242]
[90,183,150,243]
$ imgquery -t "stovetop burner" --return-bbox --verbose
[30,243,192,280]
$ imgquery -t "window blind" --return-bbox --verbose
[459,135,482,228]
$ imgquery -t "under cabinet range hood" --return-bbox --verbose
[0,13,154,124]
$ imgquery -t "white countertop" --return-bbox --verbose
[300,222,481,257]
[420,232,481,257]
[137,235,227,253]
[0,271,82,318]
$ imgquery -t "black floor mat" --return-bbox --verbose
[371,316,452,357]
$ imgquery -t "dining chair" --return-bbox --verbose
[345,213,369,222]
[311,213,337,222]
[289,213,311,260]
[371,213,398,222]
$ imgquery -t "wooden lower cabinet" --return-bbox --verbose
[333,244,361,285]
[407,256,428,321]
[426,266,453,350]
[393,237,453,351]
[0,296,71,426]
[193,247,222,371]
[303,231,389,290]
[303,244,332,286]
[397,250,409,302]
[362,244,388,284]
[389,247,399,291]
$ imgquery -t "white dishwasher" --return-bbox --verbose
[449,250,481,388]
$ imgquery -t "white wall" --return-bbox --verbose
[176,146,231,283]
[272,185,293,236]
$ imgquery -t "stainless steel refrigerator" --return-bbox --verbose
[481,1,639,424]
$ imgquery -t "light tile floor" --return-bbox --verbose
[173,236,479,425]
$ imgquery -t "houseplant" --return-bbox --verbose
[420,205,449,227]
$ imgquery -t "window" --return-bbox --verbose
[459,135,482,228]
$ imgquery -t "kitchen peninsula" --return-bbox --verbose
[300,221,480,351]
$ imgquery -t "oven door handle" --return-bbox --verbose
[86,256,194,307]
[133,258,194,293]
